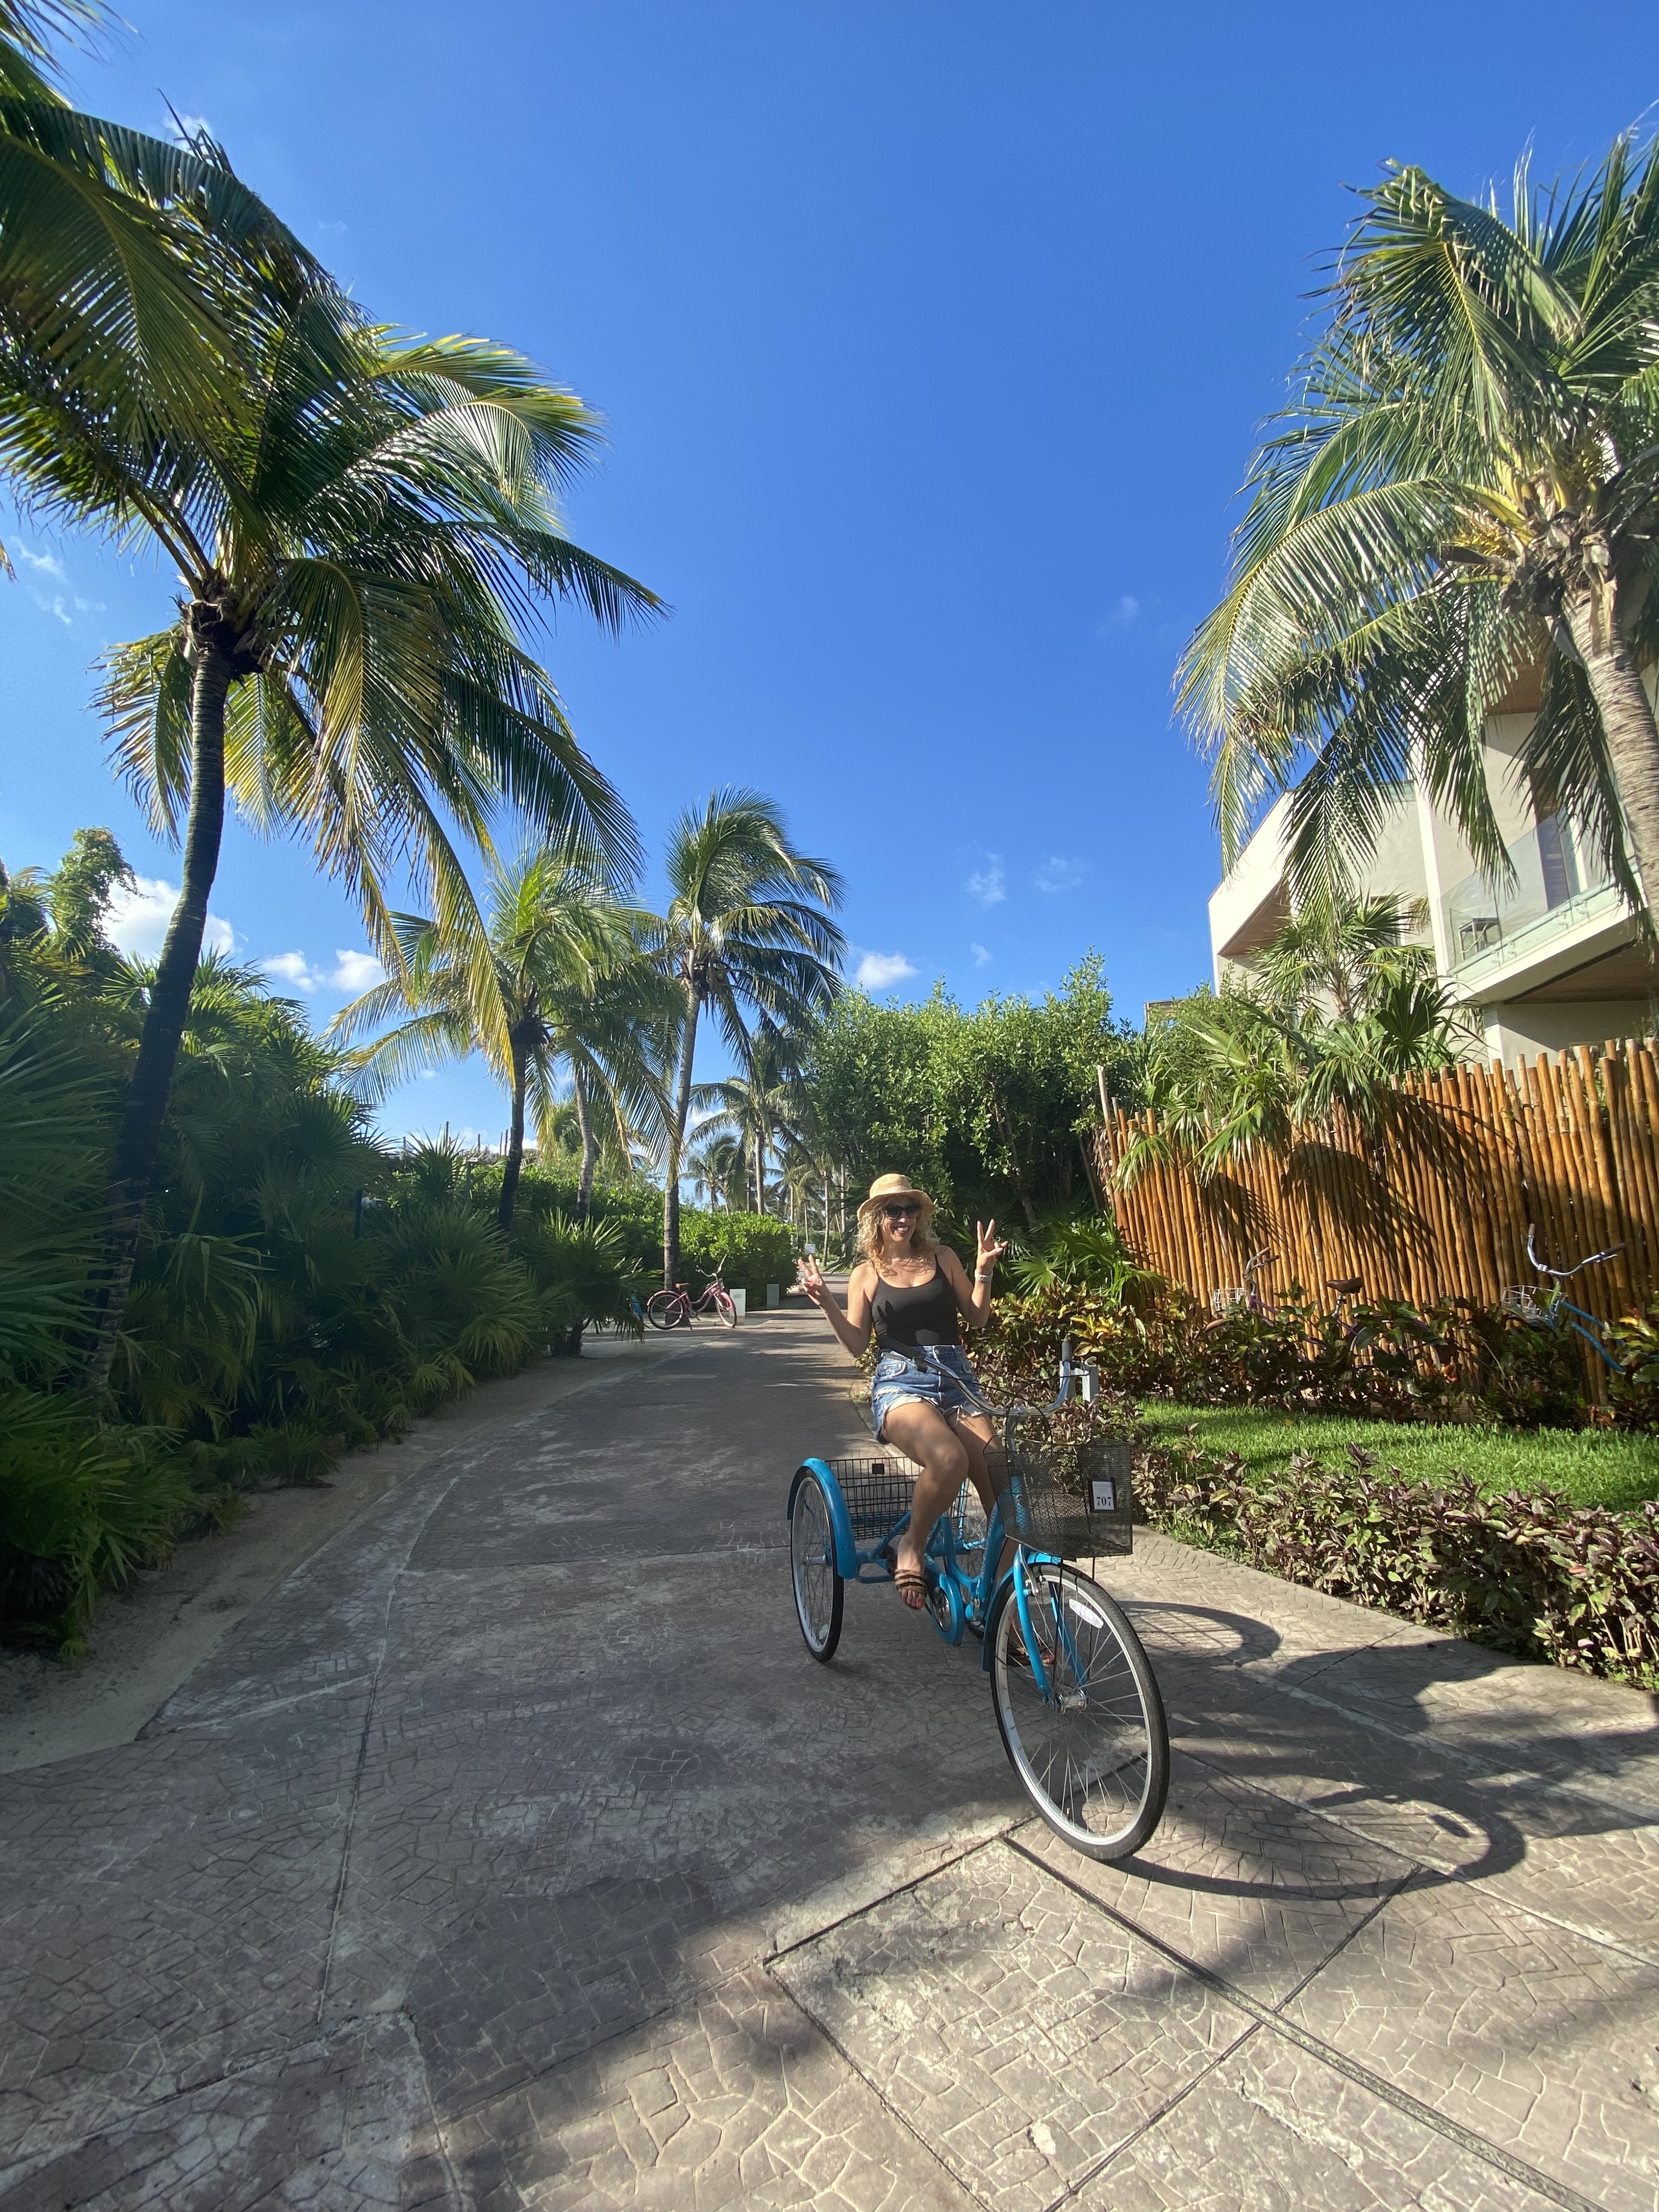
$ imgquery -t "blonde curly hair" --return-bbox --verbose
[856,1206,940,1268]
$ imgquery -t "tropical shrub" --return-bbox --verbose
[1136,1433,1659,1689]
[679,1209,795,1306]
[0,1392,195,1654]
[1606,1302,1659,1433]
[984,1274,1598,1430]
[512,1210,645,1351]
[0,842,653,1649]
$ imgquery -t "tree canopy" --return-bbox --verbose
[1179,135,1659,922]
[800,956,1137,1233]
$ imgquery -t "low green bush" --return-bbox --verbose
[1137,1431,1659,1689]
[679,1210,795,1307]
[0,886,649,1648]
[985,1274,1659,1688]
[0,1392,195,1654]
[985,1277,1602,1430]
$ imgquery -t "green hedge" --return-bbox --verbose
[680,1211,795,1306]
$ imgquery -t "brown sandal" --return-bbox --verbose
[894,1567,930,1610]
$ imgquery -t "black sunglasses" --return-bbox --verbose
[882,1201,922,1220]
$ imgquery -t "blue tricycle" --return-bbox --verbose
[787,1342,1169,1862]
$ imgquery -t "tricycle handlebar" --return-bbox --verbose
[924,1335,1097,1432]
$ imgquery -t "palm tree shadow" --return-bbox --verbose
[1114,1598,1658,1906]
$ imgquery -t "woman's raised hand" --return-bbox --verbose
[797,1254,828,1306]
[975,1220,1008,1272]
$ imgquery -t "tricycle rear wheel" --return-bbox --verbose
[788,1468,844,1661]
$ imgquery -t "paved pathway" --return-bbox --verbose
[2,1311,1657,2210]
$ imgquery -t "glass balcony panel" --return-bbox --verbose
[1443,818,1614,976]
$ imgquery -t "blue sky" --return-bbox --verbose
[2,0,1651,1142]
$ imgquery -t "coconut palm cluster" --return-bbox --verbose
[0,8,844,1646]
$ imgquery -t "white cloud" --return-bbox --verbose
[317,218,349,235]
[855,950,917,990]
[260,947,384,995]
[18,547,102,625]
[970,941,992,968]
[966,854,1006,907]
[1032,855,1086,894]
[263,951,318,992]
[168,111,215,143]
[1097,593,1149,635]
[330,949,385,991]
[107,876,235,960]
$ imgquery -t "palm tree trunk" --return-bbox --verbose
[662,988,698,1289]
[497,1039,528,1234]
[573,1064,597,1224]
[86,626,233,1392]
[1563,580,1659,913]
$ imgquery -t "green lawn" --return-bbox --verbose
[1137,1403,1659,1514]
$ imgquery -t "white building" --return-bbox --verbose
[1207,674,1655,1064]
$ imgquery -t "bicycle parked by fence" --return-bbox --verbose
[1210,1250,1378,1355]
[1207,1247,1275,1320]
[645,1271,739,1330]
[1499,1227,1624,1369]
[787,1338,1169,1863]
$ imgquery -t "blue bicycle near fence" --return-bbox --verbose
[787,1340,1170,1862]
[1500,1226,1624,1369]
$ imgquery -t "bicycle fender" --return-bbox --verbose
[795,1458,860,1579]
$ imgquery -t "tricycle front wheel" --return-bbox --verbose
[788,1468,844,1661]
[989,1561,1168,1861]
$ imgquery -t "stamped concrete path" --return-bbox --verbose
[3,1310,1658,2210]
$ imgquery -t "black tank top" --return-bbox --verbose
[871,1266,961,1353]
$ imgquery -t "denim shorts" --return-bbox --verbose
[870,1345,980,1441]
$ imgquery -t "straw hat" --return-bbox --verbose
[856,1172,936,1225]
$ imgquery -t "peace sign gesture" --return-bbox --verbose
[975,1220,1007,1275]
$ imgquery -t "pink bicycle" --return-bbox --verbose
[644,1272,738,1330]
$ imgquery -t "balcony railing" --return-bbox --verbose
[1442,817,1621,981]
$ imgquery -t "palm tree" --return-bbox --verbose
[0,4,330,503]
[331,847,668,1235]
[1251,891,1430,1024]
[1179,137,1659,919]
[655,790,844,1288]
[1126,898,1475,1183]
[12,248,657,1379]
[689,1019,806,1215]
[686,1129,746,1211]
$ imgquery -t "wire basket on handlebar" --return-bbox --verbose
[999,1444,1135,1559]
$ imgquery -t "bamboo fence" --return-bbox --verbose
[1094,1038,1659,1335]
